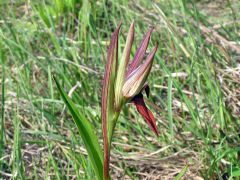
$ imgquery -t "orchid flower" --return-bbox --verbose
[102,21,158,180]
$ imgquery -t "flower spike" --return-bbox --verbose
[102,22,158,180]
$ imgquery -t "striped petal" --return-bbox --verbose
[115,21,135,109]
[127,27,154,76]
[122,44,158,99]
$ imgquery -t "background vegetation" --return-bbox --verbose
[0,0,239,179]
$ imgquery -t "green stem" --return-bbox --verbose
[103,111,120,180]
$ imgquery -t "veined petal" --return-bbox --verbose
[122,44,158,98]
[127,27,153,76]
[115,21,135,110]
[132,93,158,136]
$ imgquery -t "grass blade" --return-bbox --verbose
[0,50,5,170]
[167,77,173,139]
[53,76,103,180]
[12,99,25,179]
[174,165,188,180]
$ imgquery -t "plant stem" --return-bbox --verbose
[103,111,120,180]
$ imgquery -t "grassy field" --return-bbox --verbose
[0,0,240,179]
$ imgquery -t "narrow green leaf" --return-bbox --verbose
[174,165,188,180]
[167,76,173,139]
[0,49,5,169]
[89,13,97,37]
[53,76,103,180]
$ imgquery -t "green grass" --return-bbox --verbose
[0,0,239,179]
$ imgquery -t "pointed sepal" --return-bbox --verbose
[127,27,154,76]
[115,21,135,110]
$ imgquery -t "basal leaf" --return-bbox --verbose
[54,76,103,180]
